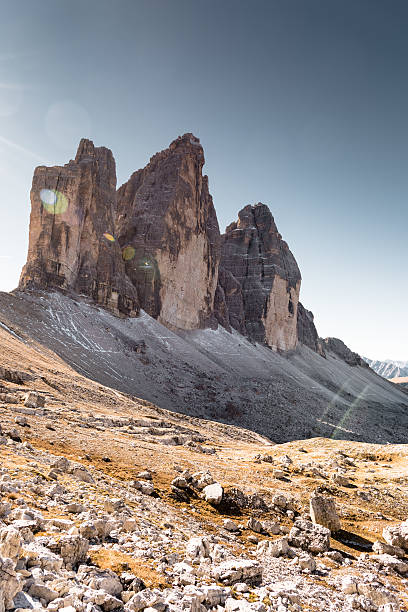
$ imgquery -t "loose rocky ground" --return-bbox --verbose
[1,324,408,610]
[0,290,407,447]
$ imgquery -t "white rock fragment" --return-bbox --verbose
[203,482,223,505]
[289,519,331,554]
[257,537,289,557]
[24,391,45,408]
[186,536,210,560]
[383,521,408,550]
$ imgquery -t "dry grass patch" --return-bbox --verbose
[89,549,171,589]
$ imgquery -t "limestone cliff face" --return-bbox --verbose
[217,203,301,351]
[19,135,324,354]
[19,139,139,317]
[115,134,220,330]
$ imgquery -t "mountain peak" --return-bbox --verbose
[75,138,96,162]
[20,134,317,353]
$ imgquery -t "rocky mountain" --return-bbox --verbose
[216,204,301,351]
[296,303,325,356]
[19,133,320,352]
[364,358,408,380]
[19,139,139,317]
[115,134,219,331]
[6,133,407,445]
[2,132,408,612]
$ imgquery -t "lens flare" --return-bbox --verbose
[122,245,136,261]
[103,233,115,242]
[40,189,68,214]
[136,255,157,280]
[137,255,156,272]
[40,189,56,206]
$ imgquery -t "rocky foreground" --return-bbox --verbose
[1,328,408,611]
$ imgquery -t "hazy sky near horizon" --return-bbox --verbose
[0,0,407,361]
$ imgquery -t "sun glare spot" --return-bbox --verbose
[40,189,68,214]
[122,245,136,261]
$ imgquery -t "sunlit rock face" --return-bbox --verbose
[115,133,220,330]
[217,203,301,351]
[19,139,139,317]
[19,136,310,352]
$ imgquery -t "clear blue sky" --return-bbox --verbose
[0,0,407,360]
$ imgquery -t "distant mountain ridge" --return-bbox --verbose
[364,358,408,379]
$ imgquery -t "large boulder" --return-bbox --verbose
[309,492,341,533]
[203,482,223,505]
[212,559,262,586]
[0,556,21,612]
[186,536,211,560]
[0,528,21,564]
[289,519,331,554]
[77,566,123,596]
[257,537,289,558]
[383,521,408,550]
[58,535,89,568]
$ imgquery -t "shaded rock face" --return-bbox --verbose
[116,134,220,330]
[324,337,368,367]
[19,139,139,317]
[214,267,245,335]
[217,204,301,351]
[297,303,326,357]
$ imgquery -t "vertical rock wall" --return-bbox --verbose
[115,134,220,330]
[217,203,301,351]
[19,139,139,316]
[297,303,325,356]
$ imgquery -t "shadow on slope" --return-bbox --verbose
[0,290,407,444]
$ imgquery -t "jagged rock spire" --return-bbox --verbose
[115,133,220,330]
[19,139,139,317]
[216,203,301,351]
[19,134,322,353]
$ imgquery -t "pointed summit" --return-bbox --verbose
[19,139,139,317]
[216,202,301,351]
[116,133,219,329]
[75,138,96,162]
